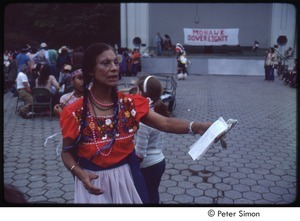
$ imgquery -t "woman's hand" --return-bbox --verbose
[75,168,104,195]
[192,122,212,135]
[61,140,103,196]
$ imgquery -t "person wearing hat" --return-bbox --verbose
[175,43,191,80]
[175,43,187,80]
[16,64,33,119]
[16,45,31,72]
[56,46,72,76]
[33,42,51,66]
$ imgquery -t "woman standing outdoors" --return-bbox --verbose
[60,43,213,204]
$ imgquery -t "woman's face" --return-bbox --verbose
[91,49,119,87]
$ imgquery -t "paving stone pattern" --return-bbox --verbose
[3,75,297,205]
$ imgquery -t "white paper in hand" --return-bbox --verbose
[188,117,237,160]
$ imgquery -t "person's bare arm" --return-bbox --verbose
[61,138,103,195]
[140,110,212,135]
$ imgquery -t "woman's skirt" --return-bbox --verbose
[74,163,142,204]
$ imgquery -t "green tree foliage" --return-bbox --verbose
[4,3,120,50]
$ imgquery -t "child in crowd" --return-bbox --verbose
[54,68,84,116]
[133,75,170,204]
[45,68,84,156]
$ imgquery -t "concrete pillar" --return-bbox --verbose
[271,3,296,54]
[120,3,149,51]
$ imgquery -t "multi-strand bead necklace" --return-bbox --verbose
[87,90,119,159]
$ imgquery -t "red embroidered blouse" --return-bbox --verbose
[60,91,149,168]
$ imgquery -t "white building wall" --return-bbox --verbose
[271,3,297,54]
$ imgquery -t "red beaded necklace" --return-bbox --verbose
[90,89,114,107]
[87,98,114,157]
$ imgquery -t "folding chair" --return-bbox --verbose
[31,87,53,120]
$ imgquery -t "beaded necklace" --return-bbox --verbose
[87,95,119,159]
[90,89,114,107]
[89,95,114,111]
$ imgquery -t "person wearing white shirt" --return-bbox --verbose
[134,76,170,204]
[16,64,33,118]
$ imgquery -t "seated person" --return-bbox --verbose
[289,59,297,88]
[35,64,60,106]
[163,34,173,50]
[16,64,33,119]
[35,64,59,95]
[252,40,259,52]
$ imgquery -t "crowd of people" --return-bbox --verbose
[264,46,297,88]
[117,47,141,77]
[4,42,85,118]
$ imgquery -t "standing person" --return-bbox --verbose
[53,68,84,116]
[155,32,162,56]
[58,64,73,93]
[265,47,277,81]
[48,48,59,80]
[26,46,37,75]
[263,49,269,81]
[130,48,140,77]
[164,34,173,50]
[16,45,31,72]
[175,43,188,80]
[59,42,214,204]
[33,42,51,66]
[7,53,18,96]
[16,64,33,119]
[57,46,72,76]
[133,75,170,204]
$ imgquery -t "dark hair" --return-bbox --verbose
[71,43,118,156]
[37,64,51,86]
[137,76,170,117]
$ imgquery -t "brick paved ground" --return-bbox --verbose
[3,74,298,205]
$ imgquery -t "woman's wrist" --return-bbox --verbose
[188,121,196,135]
[69,162,81,177]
